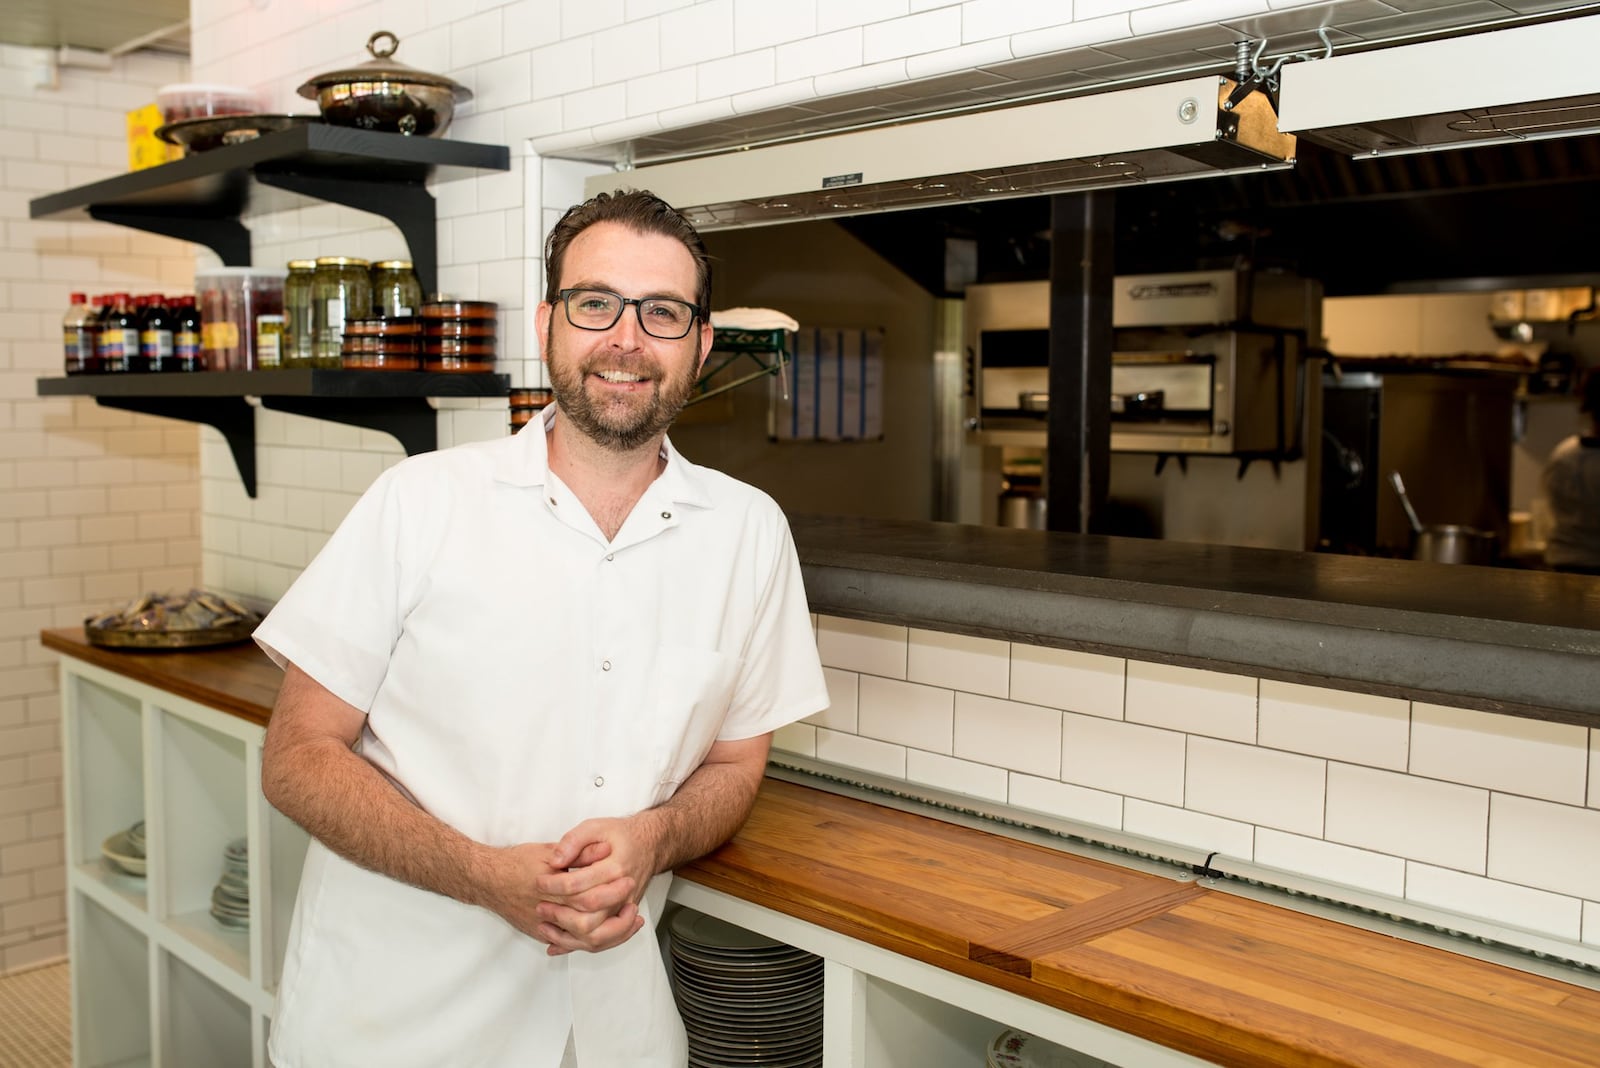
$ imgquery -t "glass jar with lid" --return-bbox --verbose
[371,260,423,319]
[311,256,372,367]
[282,259,318,367]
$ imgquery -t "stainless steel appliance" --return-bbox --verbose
[967,268,1322,456]
[1320,369,1515,557]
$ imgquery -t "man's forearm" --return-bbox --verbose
[637,736,770,875]
[262,732,506,910]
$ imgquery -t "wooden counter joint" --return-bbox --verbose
[968,881,1209,977]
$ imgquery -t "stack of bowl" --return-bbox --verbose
[421,300,497,372]
[100,819,146,878]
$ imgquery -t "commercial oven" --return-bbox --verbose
[966,268,1322,456]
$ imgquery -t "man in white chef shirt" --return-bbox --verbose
[255,189,829,1068]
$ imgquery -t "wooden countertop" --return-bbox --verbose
[44,627,1600,1066]
[690,778,1600,1067]
[41,626,279,728]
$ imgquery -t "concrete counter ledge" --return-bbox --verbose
[789,515,1600,726]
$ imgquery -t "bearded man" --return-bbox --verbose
[256,190,828,1068]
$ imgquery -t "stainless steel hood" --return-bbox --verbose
[593,75,1296,232]
[1278,13,1600,158]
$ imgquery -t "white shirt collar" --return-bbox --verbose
[491,402,714,509]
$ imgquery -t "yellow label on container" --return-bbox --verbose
[126,103,180,171]
[202,322,240,349]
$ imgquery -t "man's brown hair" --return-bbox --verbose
[543,189,712,314]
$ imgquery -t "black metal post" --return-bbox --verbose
[1045,192,1114,533]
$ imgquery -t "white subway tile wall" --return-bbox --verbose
[907,627,1008,697]
[1126,660,1258,742]
[1009,644,1124,719]
[1405,862,1583,941]
[1252,829,1404,898]
[1487,794,1600,901]
[774,615,1600,961]
[1324,763,1489,873]
[1,45,196,972]
[1258,679,1409,771]
[1411,700,1589,806]
[1183,736,1325,837]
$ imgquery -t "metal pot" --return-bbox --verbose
[297,31,472,138]
[1414,524,1496,565]
[998,490,1047,530]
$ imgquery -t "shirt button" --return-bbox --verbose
[606,553,614,561]
[661,511,671,520]
[593,776,605,788]
[601,660,611,671]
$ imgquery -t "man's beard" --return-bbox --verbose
[545,333,698,452]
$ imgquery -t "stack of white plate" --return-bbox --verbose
[210,837,249,930]
[987,1028,1115,1067]
[668,908,822,1068]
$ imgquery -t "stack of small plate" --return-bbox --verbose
[668,908,822,1068]
[987,1028,1114,1067]
[210,838,249,930]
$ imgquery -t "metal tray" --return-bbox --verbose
[85,618,258,650]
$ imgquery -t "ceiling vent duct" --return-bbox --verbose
[1277,13,1600,159]
[591,75,1295,231]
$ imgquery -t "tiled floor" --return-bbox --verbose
[0,961,70,1068]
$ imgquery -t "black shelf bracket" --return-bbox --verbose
[90,209,254,266]
[260,396,438,456]
[94,395,258,497]
[255,172,439,294]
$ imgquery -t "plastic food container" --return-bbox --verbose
[341,317,421,370]
[508,387,552,431]
[419,299,497,372]
[419,299,497,319]
[195,268,286,371]
[156,83,263,126]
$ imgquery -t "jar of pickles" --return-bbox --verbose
[371,260,423,319]
[282,259,317,368]
[311,257,372,368]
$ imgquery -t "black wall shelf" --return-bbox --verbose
[38,371,511,498]
[28,125,510,296]
[32,128,513,494]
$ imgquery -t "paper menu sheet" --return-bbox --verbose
[773,327,884,442]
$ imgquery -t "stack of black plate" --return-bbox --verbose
[668,908,822,1068]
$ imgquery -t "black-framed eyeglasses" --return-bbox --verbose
[555,288,704,340]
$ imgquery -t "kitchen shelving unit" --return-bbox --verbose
[36,370,510,498]
[29,127,514,495]
[691,326,791,406]
[60,654,309,1068]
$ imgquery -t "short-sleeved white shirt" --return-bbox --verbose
[1542,434,1600,569]
[254,408,828,1068]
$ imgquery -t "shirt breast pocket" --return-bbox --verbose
[647,646,743,801]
